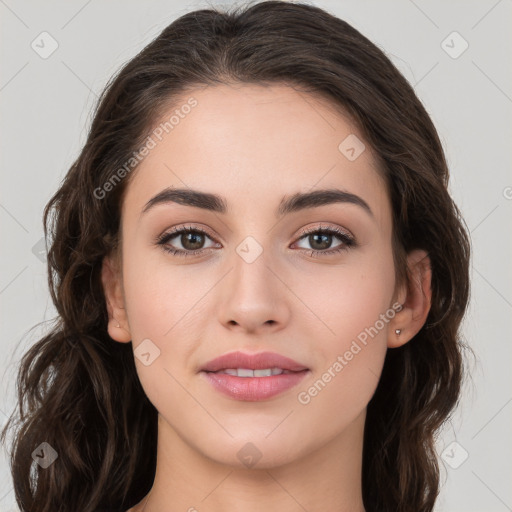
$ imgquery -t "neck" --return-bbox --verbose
[131,411,367,512]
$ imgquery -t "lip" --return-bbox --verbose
[200,351,309,373]
[199,351,310,401]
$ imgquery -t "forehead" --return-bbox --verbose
[122,83,390,226]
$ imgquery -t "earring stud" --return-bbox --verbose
[395,329,401,335]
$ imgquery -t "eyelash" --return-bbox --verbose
[155,224,356,259]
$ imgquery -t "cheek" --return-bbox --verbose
[119,250,206,410]
[292,250,395,412]
[120,246,211,384]
[121,248,203,340]
[295,246,395,346]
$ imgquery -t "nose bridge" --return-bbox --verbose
[217,232,289,332]
[230,233,276,298]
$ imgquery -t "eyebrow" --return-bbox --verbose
[140,187,374,218]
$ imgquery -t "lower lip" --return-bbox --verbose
[201,370,310,401]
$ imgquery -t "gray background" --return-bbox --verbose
[1,0,511,510]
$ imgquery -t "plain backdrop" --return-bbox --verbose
[1,1,511,511]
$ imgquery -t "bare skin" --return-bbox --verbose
[102,83,432,512]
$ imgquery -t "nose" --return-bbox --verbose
[216,242,291,334]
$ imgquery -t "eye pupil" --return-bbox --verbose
[310,233,331,250]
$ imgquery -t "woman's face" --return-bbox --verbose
[109,83,400,468]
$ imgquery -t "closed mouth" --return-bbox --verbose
[204,367,305,377]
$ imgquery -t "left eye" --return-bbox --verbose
[294,229,351,252]
[156,225,355,257]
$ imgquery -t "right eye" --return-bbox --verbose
[156,225,220,257]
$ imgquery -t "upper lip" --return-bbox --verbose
[200,351,309,373]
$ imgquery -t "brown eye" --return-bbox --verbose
[156,226,219,257]
[293,226,355,257]
[179,231,206,251]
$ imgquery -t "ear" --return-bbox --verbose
[101,253,132,343]
[387,249,432,349]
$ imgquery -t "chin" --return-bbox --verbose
[200,433,306,470]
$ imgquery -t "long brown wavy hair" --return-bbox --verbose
[1,2,471,511]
